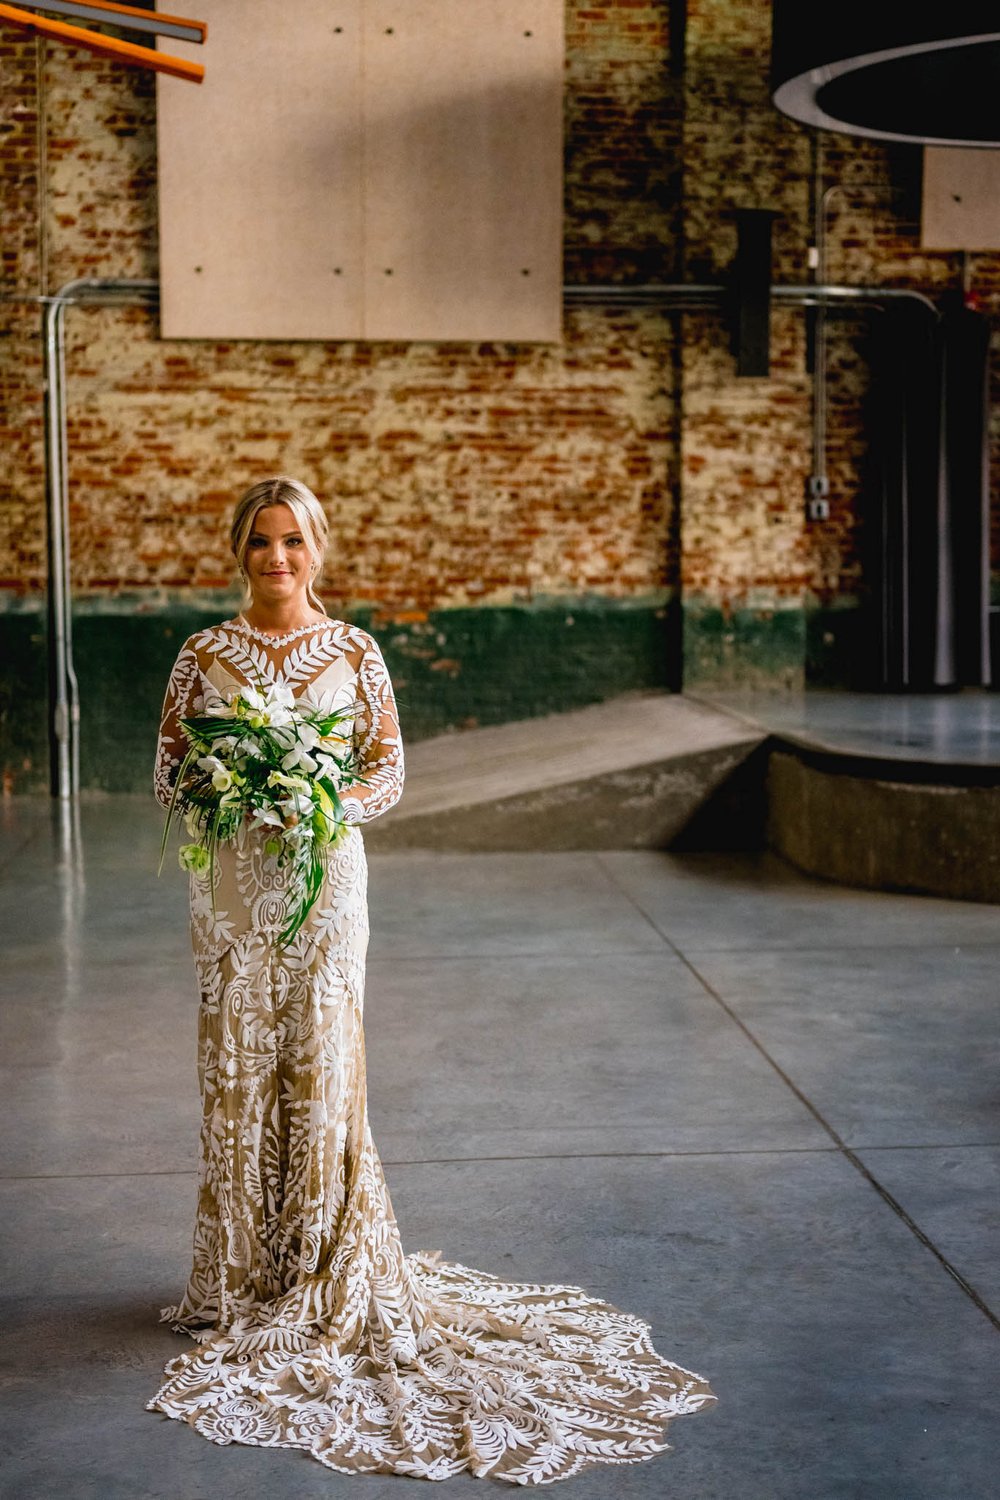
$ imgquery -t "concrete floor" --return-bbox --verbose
[697,688,1000,767]
[1,798,998,1500]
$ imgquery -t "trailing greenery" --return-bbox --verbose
[159,683,366,945]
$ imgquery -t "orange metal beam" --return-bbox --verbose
[0,2,205,82]
[11,1,206,43]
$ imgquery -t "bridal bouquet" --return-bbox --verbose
[160,682,366,945]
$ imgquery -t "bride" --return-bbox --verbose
[149,475,715,1483]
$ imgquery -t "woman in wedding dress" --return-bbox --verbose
[149,475,715,1483]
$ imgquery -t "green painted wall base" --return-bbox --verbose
[0,596,678,794]
[682,600,806,692]
[683,598,877,693]
[2,594,901,795]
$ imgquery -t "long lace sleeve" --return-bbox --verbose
[154,638,204,809]
[339,634,404,825]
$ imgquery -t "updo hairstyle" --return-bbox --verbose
[231,476,329,613]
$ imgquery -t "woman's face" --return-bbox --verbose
[243,503,317,609]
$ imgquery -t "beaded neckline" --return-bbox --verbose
[234,614,329,646]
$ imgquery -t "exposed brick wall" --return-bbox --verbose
[21,302,677,610]
[0,32,41,286]
[1,6,681,615]
[0,32,45,591]
[680,309,810,601]
[4,0,1000,768]
[677,0,1000,687]
[564,0,680,282]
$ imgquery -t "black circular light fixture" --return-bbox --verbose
[772,2,1000,147]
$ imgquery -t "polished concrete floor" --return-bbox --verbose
[696,688,1000,767]
[1,798,998,1500]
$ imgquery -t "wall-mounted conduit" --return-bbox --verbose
[40,277,159,798]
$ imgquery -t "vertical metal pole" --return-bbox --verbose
[56,301,81,795]
[43,296,71,799]
[41,278,159,799]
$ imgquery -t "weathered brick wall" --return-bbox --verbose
[0,6,684,789]
[3,2,1000,787]
[0,30,45,594]
[565,0,680,282]
[680,0,1000,687]
[3,5,681,608]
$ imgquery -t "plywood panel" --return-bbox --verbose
[156,0,563,342]
[362,0,563,342]
[922,146,1000,250]
[156,0,364,339]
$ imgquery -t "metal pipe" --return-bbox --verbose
[42,295,71,799]
[55,298,81,799]
[564,282,726,303]
[811,178,832,487]
[563,280,939,314]
[41,277,158,798]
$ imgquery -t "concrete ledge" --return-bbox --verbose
[365,693,766,851]
[370,691,1000,903]
[768,749,1000,904]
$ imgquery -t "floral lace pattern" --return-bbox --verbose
[153,618,403,827]
[148,618,716,1483]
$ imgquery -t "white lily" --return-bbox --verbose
[197,753,235,792]
[267,770,311,793]
[281,742,318,773]
[263,683,296,727]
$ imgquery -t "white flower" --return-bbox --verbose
[239,683,296,729]
[314,751,346,787]
[197,754,235,792]
[239,685,267,714]
[267,770,310,794]
[263,684,296,726]
[279,791,315,820]
[281,742,318,773]
[249,807,283,830]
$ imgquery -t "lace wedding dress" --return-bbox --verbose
[149,615,715,1484]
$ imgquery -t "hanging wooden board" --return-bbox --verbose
[362,0,563,341]
[922,146,1000,250]
[156,0,562,342]
[156,0,364,339]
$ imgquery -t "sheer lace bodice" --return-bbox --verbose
[154,615,403,825]
[148,615,715,1483]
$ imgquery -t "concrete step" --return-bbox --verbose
[365,692,766,851]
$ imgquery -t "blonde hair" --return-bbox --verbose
[231,476,329,613]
